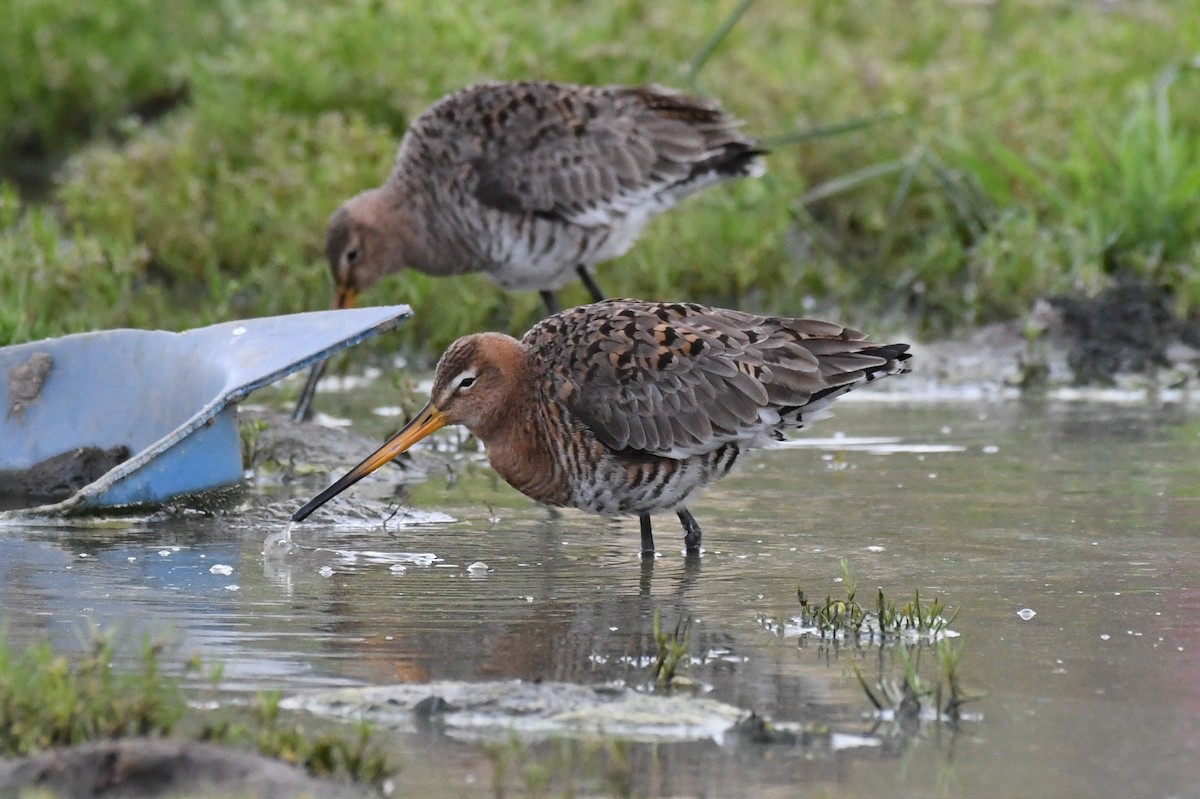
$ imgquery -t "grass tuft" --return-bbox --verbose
[853,639,985,731]
[787,561,981,731]
[199,691,391,785]
[0,628,190,755]
[0,627,392,786]
[482,733,634,799]
[650,609,693,691]
[794,558,958,643]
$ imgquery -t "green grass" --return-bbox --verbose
[794,559,958,643]
[0,631,189,753]
[0,183,157,343]
[791,561,979,729]
[482,734,634,799]
[3,1,1200,353]
[0,0,230,171]
[650,610,693,691]
[198,689,390,785]
[854,639,984,730]
[0,628,392,786]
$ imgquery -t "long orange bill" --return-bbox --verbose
[291,285,360,422]
[291,402,448,522]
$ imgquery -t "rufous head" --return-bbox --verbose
[423,333,530,434]
[291,333,529,522]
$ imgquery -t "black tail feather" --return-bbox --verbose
[693,143,768,180]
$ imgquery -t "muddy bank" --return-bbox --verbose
[1037,279,1200,385]
[0,738,371,799]
[911,281,1200,392]
[0,446,130,506]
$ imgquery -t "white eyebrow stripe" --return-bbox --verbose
[451,370,477,389]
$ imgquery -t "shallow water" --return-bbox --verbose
[2,393,1199,798]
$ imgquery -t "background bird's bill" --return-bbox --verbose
[291,402,448,521]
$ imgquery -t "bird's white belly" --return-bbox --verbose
[481,211,653,292]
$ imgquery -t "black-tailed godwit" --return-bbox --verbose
[293,81,764,420]
[293,299,910,555]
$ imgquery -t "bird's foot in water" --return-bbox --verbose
[678,508,702,554]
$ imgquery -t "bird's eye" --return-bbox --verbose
[345,248,361,266]
[458,376,476,390]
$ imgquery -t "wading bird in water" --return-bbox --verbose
[292,299,911,555]
[293,80,764,421]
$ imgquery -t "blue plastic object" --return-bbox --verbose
[0,306,411,516]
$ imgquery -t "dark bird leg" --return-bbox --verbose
[639,513,656,556]
[539,291,561,314]
[576,265,606,303]
[291,358,329,422]
[678,508,702,553]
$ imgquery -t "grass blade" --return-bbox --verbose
[686,0,757,88]
[799,159,910,205]
[760,108,906,149]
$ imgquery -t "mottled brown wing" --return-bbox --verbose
[403,82,756,225]
[523,300,895,456]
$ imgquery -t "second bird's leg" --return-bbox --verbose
[539,291,561,315]
[678,508,702,553]
[576,265,606,303]
[639,513,656,556]
[292,357,330,422]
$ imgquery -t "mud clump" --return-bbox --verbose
[0,445,130,503]
[1036,278,1200,385]
[6,351,53,420]
[0,738,371,799]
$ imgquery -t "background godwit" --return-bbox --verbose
[294,80,764,421]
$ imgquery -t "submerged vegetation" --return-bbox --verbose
[650,610,694,690]
[786,560,978,731]
[2,1,1198,354]
[854,639,983,730]
[482,734,635,799]
[199,690,391,785]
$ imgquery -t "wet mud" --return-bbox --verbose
[0,445,130,505]
[0,738,370,799]
[1037,277,1200,384]
[291,680,870,748]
